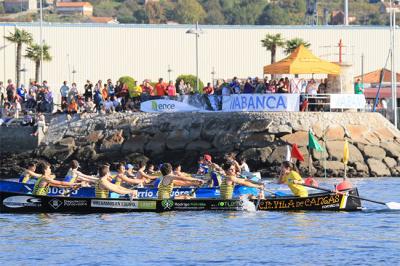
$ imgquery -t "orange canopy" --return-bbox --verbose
[354,68,400,84]
[263,45,341,75]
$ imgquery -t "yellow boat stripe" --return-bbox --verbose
[339,193,348,209]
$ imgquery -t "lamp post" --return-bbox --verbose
[390,0,398,127]
[167,65,172,81]
[72,67,77,83]
[211,67,216,86]
[186,22,203,93]
[39,0,43,84]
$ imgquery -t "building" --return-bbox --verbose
[56,1,93,16]
[87,17,119,24]
[330,11,357,25]
[3,0,37,13]
[380,2,400,13]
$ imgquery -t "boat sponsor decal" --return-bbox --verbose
[137,189,192,198]
[161,200,174,210]
[91,200,139,209]
[258,195,341,210]
[3,196,41,208]
[63,200,88,207]
[210,201,243,210]
[173,201,207,210]
[141,99,200,113]
[49,198,63,209]
[222,94,300,112]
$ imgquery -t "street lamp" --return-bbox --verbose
[186,22,203,93]
[167,65,173,81]
[211,67,216,86]
[72,67,77,83]
[390,0,398,127]
[39,0,43,83]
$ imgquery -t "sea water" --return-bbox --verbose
[0,178,399,265]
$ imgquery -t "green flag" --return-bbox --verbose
[308,130,324,152]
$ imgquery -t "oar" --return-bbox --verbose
[255,188,264,210]
[302,184,400,210]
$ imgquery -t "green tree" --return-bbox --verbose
[145,1,165,24]
[93,0,117,17]
[25,43,52,83]
[176,74,204,94]
[175,0,206,24]
[257,4,291,25]
[5,28,33,87]
[204,0,226,24]
[118,76,136,90]
[284,38,311,55]
[261,33,285,64]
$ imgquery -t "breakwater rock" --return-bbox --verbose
[23,111,399,178]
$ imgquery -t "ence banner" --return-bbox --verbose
[222,94,300,112]
[140,99,200,113]
[330,94,366,109]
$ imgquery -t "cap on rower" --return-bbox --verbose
[204,154,212,162]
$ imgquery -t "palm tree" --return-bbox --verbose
[25,43,52,83]
[284,38,311,55]
[261,33,285,64]
[5,28,33,87]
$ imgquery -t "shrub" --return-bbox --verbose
[118,76,136,90]
[175,74,204,94]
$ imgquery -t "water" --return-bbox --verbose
[1,178,400,265]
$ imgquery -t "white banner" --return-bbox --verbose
[140,99,200,113]
[330,94,366,109]
[222,94,300,112]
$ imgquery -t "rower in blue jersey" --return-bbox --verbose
[202,154,224,187]
[64,160,98,187]
[18,162,42,184]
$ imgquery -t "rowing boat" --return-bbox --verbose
[0,180,260,198]
[0,188,362,213]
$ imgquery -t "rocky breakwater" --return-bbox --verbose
[3,111,400,178]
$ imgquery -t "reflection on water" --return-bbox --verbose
[1,178,400,265]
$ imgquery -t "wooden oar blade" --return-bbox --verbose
[385,202,400,210]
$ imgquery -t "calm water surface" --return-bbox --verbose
[1,178,399,265]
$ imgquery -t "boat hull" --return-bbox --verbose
[0,188,362,213]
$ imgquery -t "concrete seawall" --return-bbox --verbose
[22,111,400,178]
[0,126,43,153]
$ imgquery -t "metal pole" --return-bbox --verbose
[3,26,6,82]
[195,22,199,93]
[393,9,397,128]
[39,0,43,84]
[344,0,349,26]
[361,53,364,86]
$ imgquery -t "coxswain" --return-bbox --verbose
[64,160,98,187]
[278,161,308,197]
[32,161,79,196]
[19,162,42,184]
[158,163,204,199]
[95,164,138,199]
[220,161,264,200]
[336,178,353,191]
[113,163,145,187]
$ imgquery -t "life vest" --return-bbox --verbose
[32,177,49,196]
[95,180,109,198]
[220,177,235,200]
[153,178,161,188]
[19,171,32,183]
[158,176,174,200]
[64,169,78,183]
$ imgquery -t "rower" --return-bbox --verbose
[238,157,250,173]
[278,161,308,197]
[19,162,42,184]
[197,156,209,175]
[32,161,79,196]
[125,163,136,178]
[136,161,158,184]
[113,163,145,187]
[203,154,224,187]
[64,160,98,187]
[158,163,204,199]
[220,161,264,200]
[95,164,138,199]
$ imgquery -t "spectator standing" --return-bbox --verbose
[155,78,167,96]
[203,82,214,95]
[255,77,266,93]
[178,79,187,95]
[17,84,27,102]
[0,81,5,106]
[107,79,115,97]
[167,81,177,97]
[230,77,241,94]
[243,78,255,94]
[84,80,93,101]
[318,79,327,94]
[68,83,79,103]
[142,80,154,96]
[276,79,287,93]
[354,79,364,94]
[6,79,16,102]
[221,81,231,96]
[129,80,142,105]
[284,77,290,93]
[94,80,102,93]
[306,79,318,95]
[267,80,276,93]
[60,81,69,104]
[102,84,109,101]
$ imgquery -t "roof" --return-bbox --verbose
[56,2,92,8]
[355,68,400,84]
[263,45,341,75]
[364,87,400,99]
[88,17,116,23]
